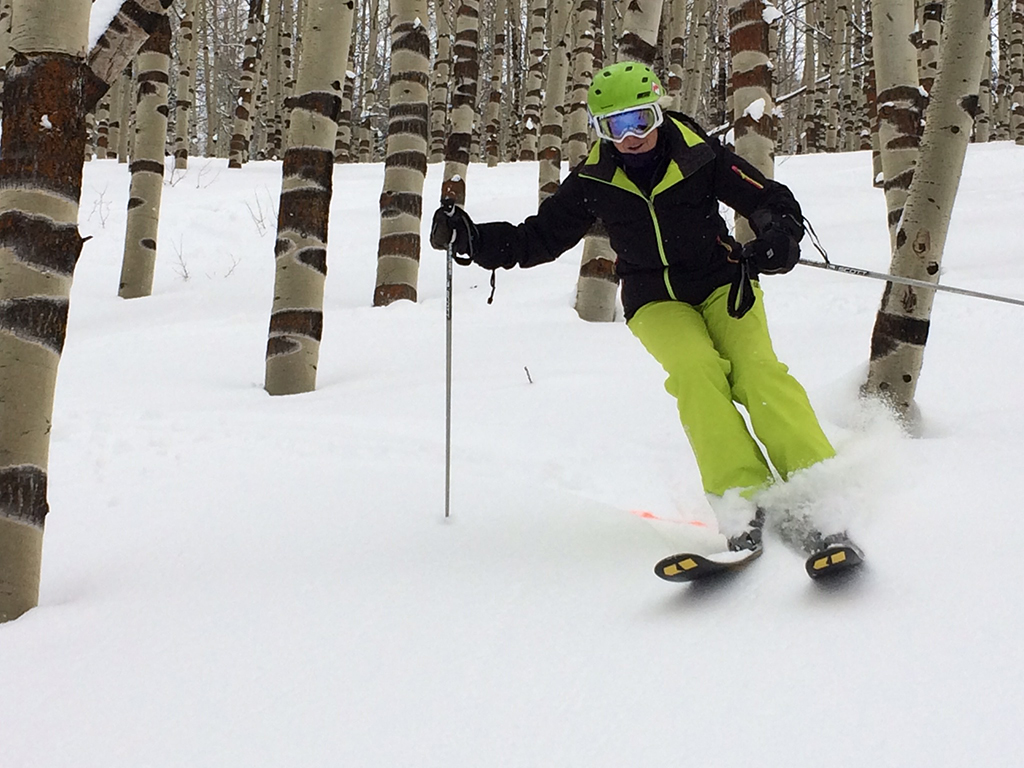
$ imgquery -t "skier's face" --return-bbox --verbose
[615,128,659,154]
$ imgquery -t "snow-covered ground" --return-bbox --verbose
[2,142,1023,766]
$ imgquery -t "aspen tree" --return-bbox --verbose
[872,0,923,248]
[174,0,200,169]
[372,0,431,305]
[573,0,665,322]
[229,0,266,168]
[358,0,381,163]
[536,0,571,202]
[518,0,546,160]
[682,0,710,115]
[118,14,172,299]
[729,0,775,245]
[106,69,126,159]
[265,0,354,396]
[864,0,990,420]
[429,0,453,162]
[919,2,943,96]
[441,0,480,204]
[0,0,173,623]
[1010,1,1024,142]
[565,0,600,166]
[977,32,994,141]
[336,48,356,162]
[484,0,508,167]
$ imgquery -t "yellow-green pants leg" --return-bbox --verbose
[627,284,835,497]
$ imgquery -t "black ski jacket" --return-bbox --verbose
[474,112,803,320]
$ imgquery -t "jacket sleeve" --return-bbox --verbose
[703,130,805,243]
[472,172,597,270]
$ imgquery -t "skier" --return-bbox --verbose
[430,61,849,573]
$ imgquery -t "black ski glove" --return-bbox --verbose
[742,232,799,275]
[744,210,803,275]
[429,199,479,259]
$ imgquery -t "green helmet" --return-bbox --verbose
[587,61,664,118]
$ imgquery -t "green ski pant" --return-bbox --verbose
[627,283,835,497]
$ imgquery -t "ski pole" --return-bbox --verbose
[443,198,455,519]
[797,258,1024,308]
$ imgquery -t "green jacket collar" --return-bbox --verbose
[578,115,715,196]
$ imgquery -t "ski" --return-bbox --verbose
[654,545,763,582]
[804,539,865,580]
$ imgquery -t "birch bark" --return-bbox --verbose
[0,0,173,623]
[265,0,354,396]
[864,0,990,420]
[373,0,431,305]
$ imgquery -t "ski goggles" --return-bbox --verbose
[591,103,664,142]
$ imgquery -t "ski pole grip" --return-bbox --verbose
[440,196,456,216]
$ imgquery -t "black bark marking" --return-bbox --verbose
[0,465,49,529]
[269,309,323,342]
[0,297,70,354]
[869,310,930,361]
[0,212,84,277]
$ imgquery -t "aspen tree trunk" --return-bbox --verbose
[518,0,546,160]
[229,0,265,168]
[574,0,665,322]
[358,0,381,163]
[95,93,112,159]
[0,0,173,623]
[201,0,218,157]
[666,0,686,108]
[1010,2,1024,143]
[278,0,295,151]
[118,15,172,300]
[262,0,283,159]
[336,48,356,162]
[441,0,480,205]
[484,0,507,167]
[729,0,775,245]
[173,0,200,169]
[865,3,884,185]
[821,0,839,150]
[619,0,665,61]
[565,0,599,166]
[106,69,125,159]
[536,0,572,203]
[977,32,993,141]
[995,0,1011,138]
[800,4,817,152]
[429,0,452,162]
[372,0,431,305]
[264,0,353,397]
[872,0,923,249]
[919,1,943,96]
[682,0,710,115]
[117,67,133,162]
[864,0,990,420]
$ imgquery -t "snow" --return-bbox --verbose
[3,143,1024,766]
[763,3,784,24]
[88,0,123,48]
[743,97,767,122]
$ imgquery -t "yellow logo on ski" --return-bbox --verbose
[663,558,699,576]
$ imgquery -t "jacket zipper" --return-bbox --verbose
[580,173,679,301]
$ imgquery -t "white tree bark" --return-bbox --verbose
[864,0,990,420]
[228,0,265,168]
[872,0,924,249]
[173,0,200,169]
[265,0,354,396]
[118,14,172,299]
[0,0,173,623]
[373,0,431,305]
[441,0,480,204]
